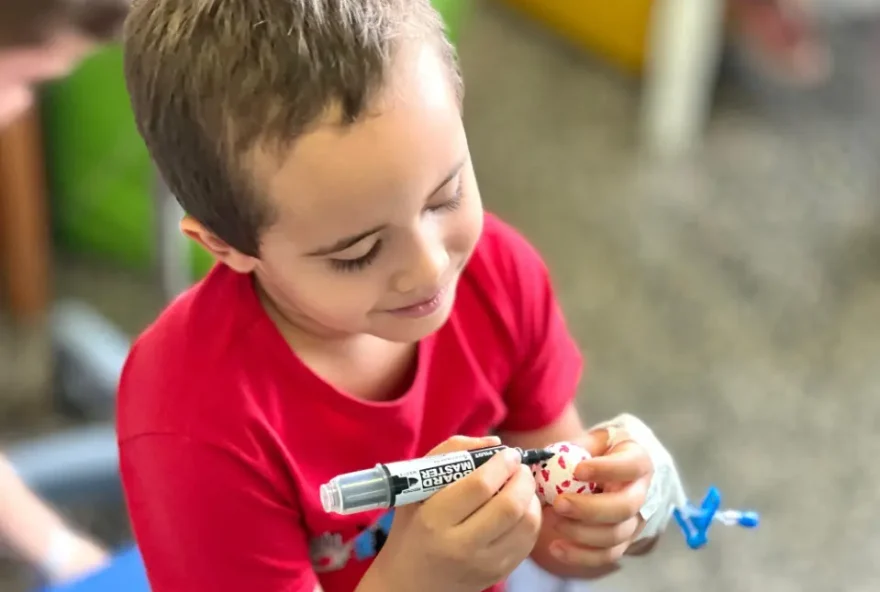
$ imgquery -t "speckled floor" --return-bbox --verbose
[3,3,880,591]
[463,5,880,591]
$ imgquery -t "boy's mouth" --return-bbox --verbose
[386,286,449,318]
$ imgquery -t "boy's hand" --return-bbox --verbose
[369,436,542,592]
[546,430,654,567]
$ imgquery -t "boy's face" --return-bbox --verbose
[0,32,94,127]
[193,43,483,344]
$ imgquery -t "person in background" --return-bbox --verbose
[729,0,832,86]
[0,0,128,584]
[0,455,108,584]
[0,0,127,126]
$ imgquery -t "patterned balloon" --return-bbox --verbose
[533,441,597,505]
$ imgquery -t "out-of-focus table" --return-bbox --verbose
[0,105,51,325]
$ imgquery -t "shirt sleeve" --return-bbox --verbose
[493,221,584,434]
[120,434,319,592]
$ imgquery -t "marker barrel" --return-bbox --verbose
[321,445,550,515]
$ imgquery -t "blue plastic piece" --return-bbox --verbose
[673,507,706,549]
[737,511,760,528]
[673,485,759,550]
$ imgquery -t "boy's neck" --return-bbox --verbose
[255,279,357,348]
[257,284,417,402]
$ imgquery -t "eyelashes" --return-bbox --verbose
[329,240,384,273]
[329,177,465,273]
[427,180,463,213]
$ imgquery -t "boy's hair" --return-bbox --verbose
[0,0,128,47]
[124,0,462,257]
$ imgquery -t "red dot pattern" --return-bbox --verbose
[533,442,599,504]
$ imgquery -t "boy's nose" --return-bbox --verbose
[393,240,449,294]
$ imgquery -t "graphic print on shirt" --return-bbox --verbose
[309,510,395,573]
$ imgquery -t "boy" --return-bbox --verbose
[117,1,686,590]
[0,0,126,583]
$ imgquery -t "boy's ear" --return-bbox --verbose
[180,215,257,274]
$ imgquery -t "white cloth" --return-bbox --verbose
[507,559,590,592]
[589,414,687,542]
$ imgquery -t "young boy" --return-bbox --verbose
[117,1,686,591]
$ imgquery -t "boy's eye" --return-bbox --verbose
[329,240,383,273]
[426,176,464,213]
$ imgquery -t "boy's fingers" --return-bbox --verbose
[555,479,648,525]
[463,464,538,545]
[575,441,652,484]
[553,516,640,549]
[550,539,629,568]
[577,430,609,457]
[426,435,501,456]
[425,447,520,527]
[395,435,501,524]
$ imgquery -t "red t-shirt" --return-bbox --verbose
[118,214,582,592]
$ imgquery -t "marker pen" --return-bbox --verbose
[320,445,554,515]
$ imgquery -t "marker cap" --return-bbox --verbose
[320,482,344,514]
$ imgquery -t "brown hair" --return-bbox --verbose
[123,0,461,257]
[0,0,128,47]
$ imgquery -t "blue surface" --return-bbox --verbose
[42,546,149,592]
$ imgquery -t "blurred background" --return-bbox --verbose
[2,0,880,590]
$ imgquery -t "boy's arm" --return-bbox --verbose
[0,453,108,583]
[485,220,671,579]
[121,434,321,592]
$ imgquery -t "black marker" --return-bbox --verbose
[320,445,554,515]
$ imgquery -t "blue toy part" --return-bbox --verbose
[672,486,760,550]
[734,511,760,528]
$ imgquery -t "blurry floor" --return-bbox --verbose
[463,5,880,591]
[4,2,880,591]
